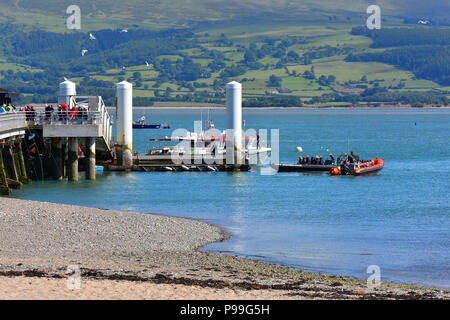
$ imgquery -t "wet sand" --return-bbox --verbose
[0,198,448,300]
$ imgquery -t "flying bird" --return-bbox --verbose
[89,33,96,40]
[145,61,150,67]
[81,49,88,56]
[120,29,128,33]
[64,77,69,81]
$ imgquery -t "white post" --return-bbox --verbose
[226,81,243,165]
[116,81,133,167]
[58,80,76,108]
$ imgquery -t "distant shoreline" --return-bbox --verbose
[105,105,450,111]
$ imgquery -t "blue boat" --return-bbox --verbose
[133,116,170,129]
[133,123,170,129]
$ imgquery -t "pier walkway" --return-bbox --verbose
[0,96,113,194]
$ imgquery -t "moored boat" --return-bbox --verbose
[273,163,335,172]
[353,158,384,176]
[329,158,384,176]
[133,115,170,129]
[133,122,170,129]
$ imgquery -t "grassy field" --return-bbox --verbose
[70,20,448,101]
[1,0,449,104]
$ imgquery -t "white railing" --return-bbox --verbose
[0,112,27,133]
[0,95,113,149]
[0,112,26,121]
[26,111,102,125]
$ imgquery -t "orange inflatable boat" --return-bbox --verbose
[330,158,384,176]
[354,158,384,176]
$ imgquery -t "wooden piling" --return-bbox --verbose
[0,145,12,195]
[52,138,63,180]
[4,143,22,189]
[15,140,31,184]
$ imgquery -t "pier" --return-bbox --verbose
[0,79,253,195]
[0,94,113,194]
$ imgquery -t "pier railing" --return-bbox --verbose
[0,112,27,134]
[25,110,104,125]
[0,95,113,152]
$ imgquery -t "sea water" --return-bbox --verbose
[9,109,450,288]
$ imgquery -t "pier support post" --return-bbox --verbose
[52,138,63,180]
[4,143,22,189]
[226,81,244,167]
[0,145,12,195]
[85,137,96,180]
[62,138,68,178]
[68,137,78,182]
[116,81,133,167]
[14,140,31,184]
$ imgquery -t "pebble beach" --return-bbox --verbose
[0,198,448,300]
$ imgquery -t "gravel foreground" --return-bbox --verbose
[0,197,449,300]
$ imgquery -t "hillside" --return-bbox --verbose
[1,0,449,31]
[0,1,449,107]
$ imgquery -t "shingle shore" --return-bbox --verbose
[0,197,448,299]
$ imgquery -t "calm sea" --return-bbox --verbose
[9,109,450,288]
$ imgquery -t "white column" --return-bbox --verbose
[116,81,133,166]
[58,80,76,108]
[226,81,243,165]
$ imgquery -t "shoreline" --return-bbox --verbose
[0,197,449,300]
[107,106,450,111]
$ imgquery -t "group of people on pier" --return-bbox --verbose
[0,103,89,122]
[45,104,89,121]
[0,103,37,120]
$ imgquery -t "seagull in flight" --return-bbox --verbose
[145,61,150,67]
[89,33,96,40]
[120,29,128,33]
[81,49,88,56]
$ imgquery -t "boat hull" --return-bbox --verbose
[353,159,384,176]
[274,163,336,172]
[133,123,170,129]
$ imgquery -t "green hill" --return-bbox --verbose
[1,0,449,31]
[0,1,449,107]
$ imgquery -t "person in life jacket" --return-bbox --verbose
[69,106,78,120]
[60,104,69,121]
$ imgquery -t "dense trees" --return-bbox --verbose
[243,96,303,108]
[267,75,282,87]
[348,27,450,85]
[347,46,450,85]
[350,26,450,48]
[309,89,448,106]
